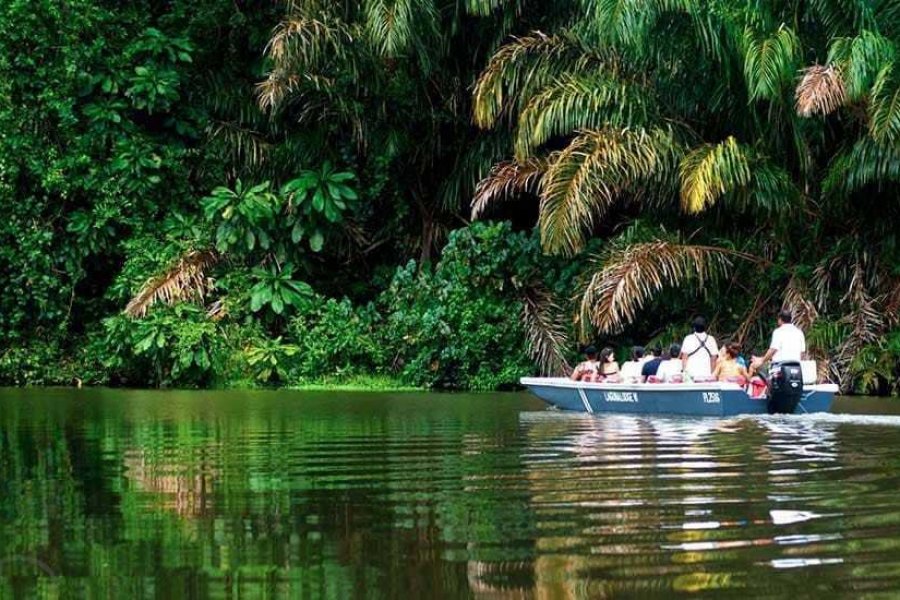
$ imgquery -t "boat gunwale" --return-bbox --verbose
[520,377,839,394]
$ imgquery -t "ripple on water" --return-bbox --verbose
[3,391,900,597]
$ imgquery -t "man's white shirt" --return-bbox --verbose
[770,323,806,363]
[680,333,718,378]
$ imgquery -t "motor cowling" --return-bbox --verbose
[767,361,804,414]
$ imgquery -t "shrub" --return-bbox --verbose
[285,296,384,381]
[101,303,226,387]
[379,222,537,390]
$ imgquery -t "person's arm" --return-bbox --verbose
[750,348,776,371]
[570,364,583,381]
[712,361,722,380]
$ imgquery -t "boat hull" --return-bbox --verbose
[521,377,838,417]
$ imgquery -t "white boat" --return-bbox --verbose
[520,376,839,417]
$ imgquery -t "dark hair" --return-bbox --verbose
[650,345,662,357]
[632,346,645,360]
[598,347,615,363]
[692,316,707,333]
[583,345,598,358]
[724,342,741,358]
[669,343,681,357]
[778,309,793,324]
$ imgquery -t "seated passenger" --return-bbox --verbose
[656,343,684,382]
[713,342,750,384]
[570,345,600,381]
[640,346,664,381]
[619,346,645,383]
[594,346,620,382]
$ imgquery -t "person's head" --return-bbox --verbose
[668,343,681,359]
[778,308,793,326]
[583,345,598,360]
[599,347,615,363]
[632,346,645,361]
[692,316,707,333]
[724,342,741,359]
[649,345,662,357]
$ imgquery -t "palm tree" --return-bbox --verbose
[472,0,900,390]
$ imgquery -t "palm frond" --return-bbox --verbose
[540,127,681,255]
[795,64,846,117]
[579,241,741,334]
[521,286,572,375]
[869,62,900,145]
[742,25,800,102]
[737,161,799,214]
[783,274,819,330]
[823,136,900,197]
[124,250,221,318]
[207,121,273,170]
[577,0,672,50]
[364,0,438,61]
[472,32,592,129]
[810,0,878,38]
[833,262,885,389]
[264,17,350,66]
[514,71,652,159]
[828,30,896,101]
[679,137,751,214]
[463,0,518,16]
[471,157,547,219]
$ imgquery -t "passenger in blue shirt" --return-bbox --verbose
[641,346,664,381]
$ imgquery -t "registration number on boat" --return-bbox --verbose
[702,392,721,404]
[605,392,639,403]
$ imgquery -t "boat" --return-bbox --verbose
[520,377,839,417]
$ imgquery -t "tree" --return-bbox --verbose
[472,0,900,391]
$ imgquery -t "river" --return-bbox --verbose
[2,388,900,598]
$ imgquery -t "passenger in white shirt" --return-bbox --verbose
[655,343,684,381]
[619,346,646,382]
[750,309,806,372]
[680,316,718,380]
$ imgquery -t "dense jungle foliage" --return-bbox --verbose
[0,0,898,392]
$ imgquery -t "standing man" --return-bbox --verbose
[680,316,718,380]
[750,309,806,373]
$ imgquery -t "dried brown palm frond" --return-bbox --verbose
[264,17,350,64]
[521,285,571,375]
[811,259,834,313]
[882,279,900,327]
[257,72,336,113]
[124,250,220,318]
[832,261,886,389]
[795,65,846,117]
[783,274,820,330]
[471,157,547,219]
[580,241,758,334]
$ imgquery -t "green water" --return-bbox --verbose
[2,389,900,599]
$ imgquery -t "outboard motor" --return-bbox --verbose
[767,361,804,414]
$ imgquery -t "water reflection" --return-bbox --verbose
[2,389,900,598]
